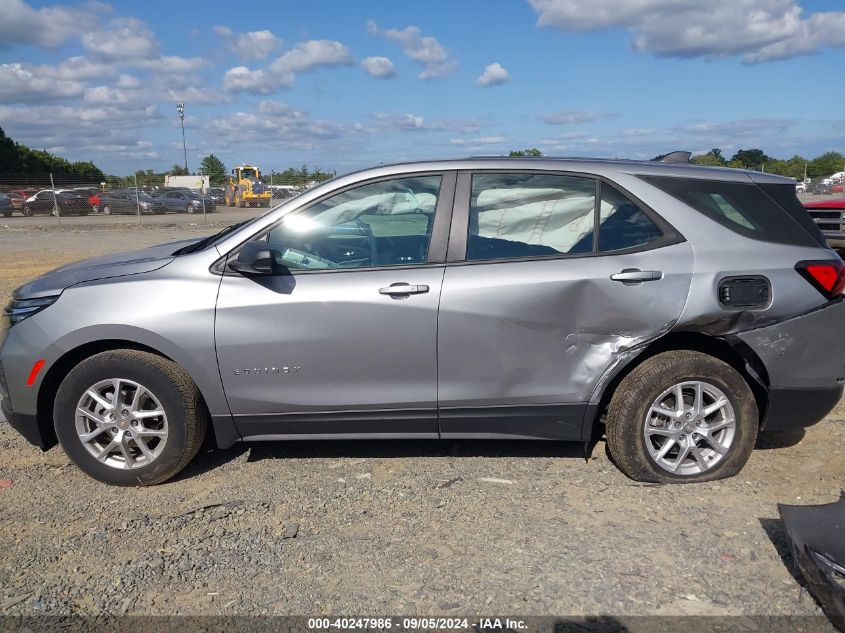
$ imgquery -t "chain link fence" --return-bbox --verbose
[0,174,220,224]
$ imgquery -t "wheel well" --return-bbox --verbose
[590,331,770,436]
[36,340,212,449]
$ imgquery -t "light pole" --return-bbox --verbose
[177,101,188,173]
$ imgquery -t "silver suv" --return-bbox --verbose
[2,158,843,486]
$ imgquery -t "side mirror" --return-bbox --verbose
[229,240,273,275]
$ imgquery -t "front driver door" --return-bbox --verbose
[215,172,455,440]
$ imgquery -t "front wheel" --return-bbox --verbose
[2,211,10,218]
[54,350,207,486]
[102,205,111,215]
[605,351,758,484]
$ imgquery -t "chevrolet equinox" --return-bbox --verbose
[2,157,843,485]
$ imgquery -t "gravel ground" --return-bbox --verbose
[0,222,843,623]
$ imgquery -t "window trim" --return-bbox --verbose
[218,170,456,276]
[447,169,684,265]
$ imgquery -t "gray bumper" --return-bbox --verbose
[736,298,845,390]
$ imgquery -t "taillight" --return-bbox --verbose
[796,260,845,299]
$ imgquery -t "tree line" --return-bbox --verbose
[0,126,105,183]
[124,156,336,188]
[689,148,845,179]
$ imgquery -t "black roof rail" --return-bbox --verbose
[653,151,692,164]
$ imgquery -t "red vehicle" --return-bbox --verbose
[804,198,845,248]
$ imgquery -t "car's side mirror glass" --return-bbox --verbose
[229,240,273,276]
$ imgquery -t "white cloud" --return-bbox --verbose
[270,39,354,74]
[449,136,506,146]
[538,110,615,125]
[372,112,482,134]
[673,118,796,136]
[213,26,281,60]
[362,56,396,79]
[208,100,357,151]
[527,0,845,63]
[82,17,158,60]
[223,66,275,95]
[0,63,85,104]
[0,0,105,49]
[0,102,164,162]
[476,62,510,87]
[621,128,658,137]
[224,40,354,94]
[83,85,129,105]
[367,20,457,80]
[135,55,207,74]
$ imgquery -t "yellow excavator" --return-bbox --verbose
[225,165,273,208]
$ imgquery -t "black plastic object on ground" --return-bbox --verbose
[779,493,845,632]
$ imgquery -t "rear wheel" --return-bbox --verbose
[22,205,32,217]
[605,351,758,483]
[2,211,10,218]
[102,205,111,215]
[54,350,207,486]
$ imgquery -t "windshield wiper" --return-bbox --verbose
[173,221,248,256]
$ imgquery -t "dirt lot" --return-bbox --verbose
[0,220,843,624]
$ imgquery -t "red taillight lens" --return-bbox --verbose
[796,260,845,299]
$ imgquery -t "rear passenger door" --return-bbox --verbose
[437,171,694,440]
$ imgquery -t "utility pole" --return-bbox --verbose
[177,101,188,173]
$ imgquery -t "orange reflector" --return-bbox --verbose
[26,360,45,386]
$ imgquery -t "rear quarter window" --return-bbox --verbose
[642,176,823,247]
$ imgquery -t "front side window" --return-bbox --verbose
[264,175,441,271]
[468,173,596,261]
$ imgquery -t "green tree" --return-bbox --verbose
[730,149,771,170]
[808,151,845,178]
[169,164,189,176]
[509,148,542,157]
[199,154,226,185]
[691,149,727,167]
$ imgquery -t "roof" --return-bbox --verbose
[338,156,795,185]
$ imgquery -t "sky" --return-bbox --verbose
[1,0,845,176]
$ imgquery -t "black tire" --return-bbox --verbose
[605,350,758,484]
[2,211,10,218]
[186,204,195,214]
[22,205,32,217]
[54,350,207,486]
[102,205,110,215]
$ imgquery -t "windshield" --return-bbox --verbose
[240,169,257,180]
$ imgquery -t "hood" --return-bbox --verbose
[13,238,199,300]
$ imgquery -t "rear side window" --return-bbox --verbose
[598,184,662,252]
[468,173,596,261]
[643,176,821,247]
[758,183,826,247]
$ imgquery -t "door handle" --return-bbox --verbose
[610,269,663,284]
[379,283,430,296]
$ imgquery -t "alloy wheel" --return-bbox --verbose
[75,378,169,470]
[643,380,736,475]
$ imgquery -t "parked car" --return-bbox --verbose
[2,157,844,486]
[804,198,845,248]
[6,192,26,213]
[208,188,227,205]
[814,182,833,195]
[833,184,844,194]
[795,182,806,194]
[98,190,158,215]
[153,189,217,214]
[0,192,12,217]
[22,190,89,216]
